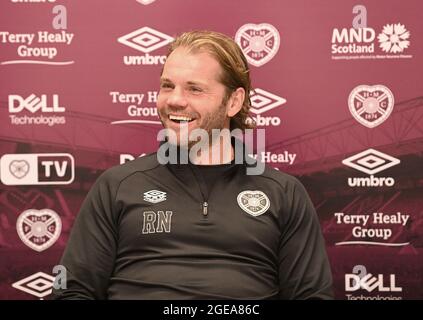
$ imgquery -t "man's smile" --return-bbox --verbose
[168,114,196,123]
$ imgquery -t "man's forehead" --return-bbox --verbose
[168,46,212,59]
[162,47,223,79]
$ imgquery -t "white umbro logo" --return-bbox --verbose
[118,27,173,53]
[12,272,55,299]
[342,149,400,175]
[250,88,286,114]
[143,190,167,204]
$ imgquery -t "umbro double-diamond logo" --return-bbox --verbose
[143,190,167,204]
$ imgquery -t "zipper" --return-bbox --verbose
[202,202,208,217]
[188,162,234,218]
[188,164,214,218]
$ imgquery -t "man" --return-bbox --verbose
[52,31,333,299]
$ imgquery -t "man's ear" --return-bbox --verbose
[227,87,245,117]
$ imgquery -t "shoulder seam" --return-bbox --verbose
[113,160,162,204]
[257,167,300,193]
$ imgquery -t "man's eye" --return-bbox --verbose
[160,83,173,89]
[189,87,202,93]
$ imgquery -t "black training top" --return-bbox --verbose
[52,153,333,299]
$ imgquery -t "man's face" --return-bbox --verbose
[157,47,231,146]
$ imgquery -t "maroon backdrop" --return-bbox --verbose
[0,0,422,299]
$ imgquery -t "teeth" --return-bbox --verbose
[169,114,193,121]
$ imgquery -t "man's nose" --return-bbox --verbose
[167,87,188,109]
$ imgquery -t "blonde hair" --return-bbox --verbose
[166,30,255,131]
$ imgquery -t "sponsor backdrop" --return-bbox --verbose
[0,0,422,300]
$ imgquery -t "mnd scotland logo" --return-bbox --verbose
[330,5,412,61]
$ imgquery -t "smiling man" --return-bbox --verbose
[158,47,240,137]
[52,31,333,300]
[156,32,253,164]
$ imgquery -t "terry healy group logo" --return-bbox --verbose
[8,94,66,126]
[235,23,280,67]
[118,26,173,65]
[109,91,161,125]
[250,151,296,166]
[0,4,74,66]
[331,5,412,60]
[342,149,400,187]
[247,88,286,127]
[16,209,62,252]
[334,212,410,247]
[348,85,394,128]
[0,153,74,185]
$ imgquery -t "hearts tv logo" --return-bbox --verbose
[9,160,30,179]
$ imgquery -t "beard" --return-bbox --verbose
[199,104,227,136]
[158,102,228,149]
